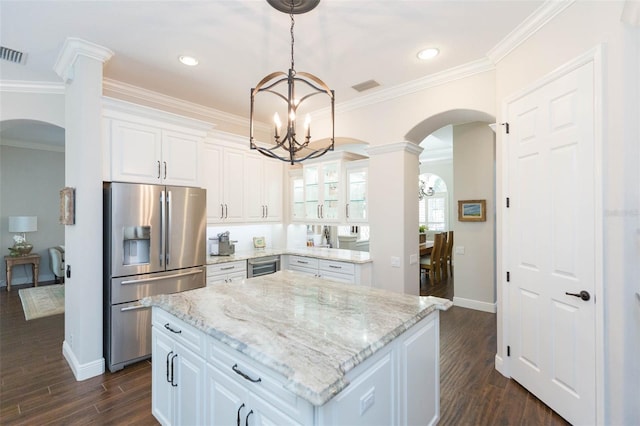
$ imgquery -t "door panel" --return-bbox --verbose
[166,186,206,270]
[507,61,596,425]
[110,183,164,276]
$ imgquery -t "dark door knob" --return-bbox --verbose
[565,290,591,301]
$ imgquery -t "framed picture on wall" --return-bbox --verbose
[458,199,486,222]
[60,187,75,225]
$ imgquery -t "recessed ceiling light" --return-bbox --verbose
[179,55,199,66]
[417,48,439,60]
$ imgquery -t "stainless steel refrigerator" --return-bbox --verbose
[103,182,206,372]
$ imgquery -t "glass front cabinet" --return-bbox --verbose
[346,160,368,223]
[293,153,365,224]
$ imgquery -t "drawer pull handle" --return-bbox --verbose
[221,266,235,271]
[297,260,309,264]
[329,265,342,269]
[232,363,261,383]
[245,409,254,426]
[236,403,245,426]
[164,323,182,334]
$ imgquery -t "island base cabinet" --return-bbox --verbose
[206,363,303,426]
[318,348,394,425]
[151,321,206,426]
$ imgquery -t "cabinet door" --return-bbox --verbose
[244,155,265,221]
[151,328,174,426]
[162,130,200,186]
[303,164,320,221]
[290,173,305,222]
[174,341,206,426]
[321,161,341,221]
[206,364,249,425]
[223,149,245,222]
[250,392,303,426]
[203,144,223,223]
[111,119,162,184]
[318,270,354,284]
[346,166,368,223]
[262,159,283,221]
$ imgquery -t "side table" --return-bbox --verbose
[4,254,40,292]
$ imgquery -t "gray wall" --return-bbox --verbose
[1,144,65,286]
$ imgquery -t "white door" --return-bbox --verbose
[506,60,597,425]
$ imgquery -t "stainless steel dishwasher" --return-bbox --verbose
[247,255,281,277]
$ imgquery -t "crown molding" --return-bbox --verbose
[102,78,256,130]
[54,37,114,83]
[367,141,423,157]
[486,0,576,64]
[0,80,65,94]
[1,139,64,153]
[324,58,495,119]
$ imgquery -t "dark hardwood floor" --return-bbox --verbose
[1,280,569,425]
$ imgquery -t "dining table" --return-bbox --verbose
[420,240,434,256]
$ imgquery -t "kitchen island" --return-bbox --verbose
[144,270,451,426]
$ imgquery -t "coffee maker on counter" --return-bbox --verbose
[209,231,235,256]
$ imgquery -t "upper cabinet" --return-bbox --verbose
[345,160,369,223]
[203,141,245,223]
[202,132,283,224]
[299,153,366,224]
[244,154,283,222]
[103,98,211,187]
[289,169,304,221]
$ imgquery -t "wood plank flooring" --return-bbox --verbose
[1,281,569,425]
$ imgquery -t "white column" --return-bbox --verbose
[54,38,113,380]
[367,142,422,295]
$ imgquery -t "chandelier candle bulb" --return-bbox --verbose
[305,114,311,138]
[274,113,281,138]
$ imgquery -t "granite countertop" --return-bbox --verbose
[143,270,451,406]
[207,247,372,265]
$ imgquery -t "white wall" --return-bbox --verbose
[0,144,65,285]
[452,122,496,311]
[494,1,639,423]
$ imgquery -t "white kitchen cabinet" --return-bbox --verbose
[244,154,283,222]
[290,169,305,222]
[152,305,440,426]
[206,363,303,426]
[345,160,369,224]
[202,141,245,223]
[285,255,371,285]
[206,261,247,286]
[103,98,209,186]
[152,310,206,426]
[301,153,365,223]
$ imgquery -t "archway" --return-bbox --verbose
[0,119,66,287]
[408,109,498,312]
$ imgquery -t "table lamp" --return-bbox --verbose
[8,216,37,256]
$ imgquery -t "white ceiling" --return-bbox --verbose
[0,0,544,148]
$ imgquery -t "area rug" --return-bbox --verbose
[18,284,65,320]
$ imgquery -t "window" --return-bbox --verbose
[419,173,448,231]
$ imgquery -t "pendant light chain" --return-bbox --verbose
[289,2,295,73]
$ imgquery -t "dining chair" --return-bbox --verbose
[420,232,444,283]
[445,230,454,276]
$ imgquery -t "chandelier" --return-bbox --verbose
[419,180,435,200]
[250,0,335,165]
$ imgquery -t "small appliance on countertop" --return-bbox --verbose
[212,231,236,256]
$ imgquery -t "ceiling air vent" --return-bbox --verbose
[0,46,27,65]
[351,79,380,92]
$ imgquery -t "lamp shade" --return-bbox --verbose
[8,216,37,233]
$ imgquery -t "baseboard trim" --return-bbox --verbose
[452,296,497,313]
[62,340,105,381]
[495,354,509,377]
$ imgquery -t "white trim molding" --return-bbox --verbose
[367,141,423,157]
[0,80,65,94]
[53,37,114,83]
[62,340,105,381]
[453,296,497,313]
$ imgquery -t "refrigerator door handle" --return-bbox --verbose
[120,269,203,285]
[160,190,166,265]
[166,190,172,266]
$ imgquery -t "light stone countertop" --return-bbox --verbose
[143,270,451,406]
[207,247,372,265]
